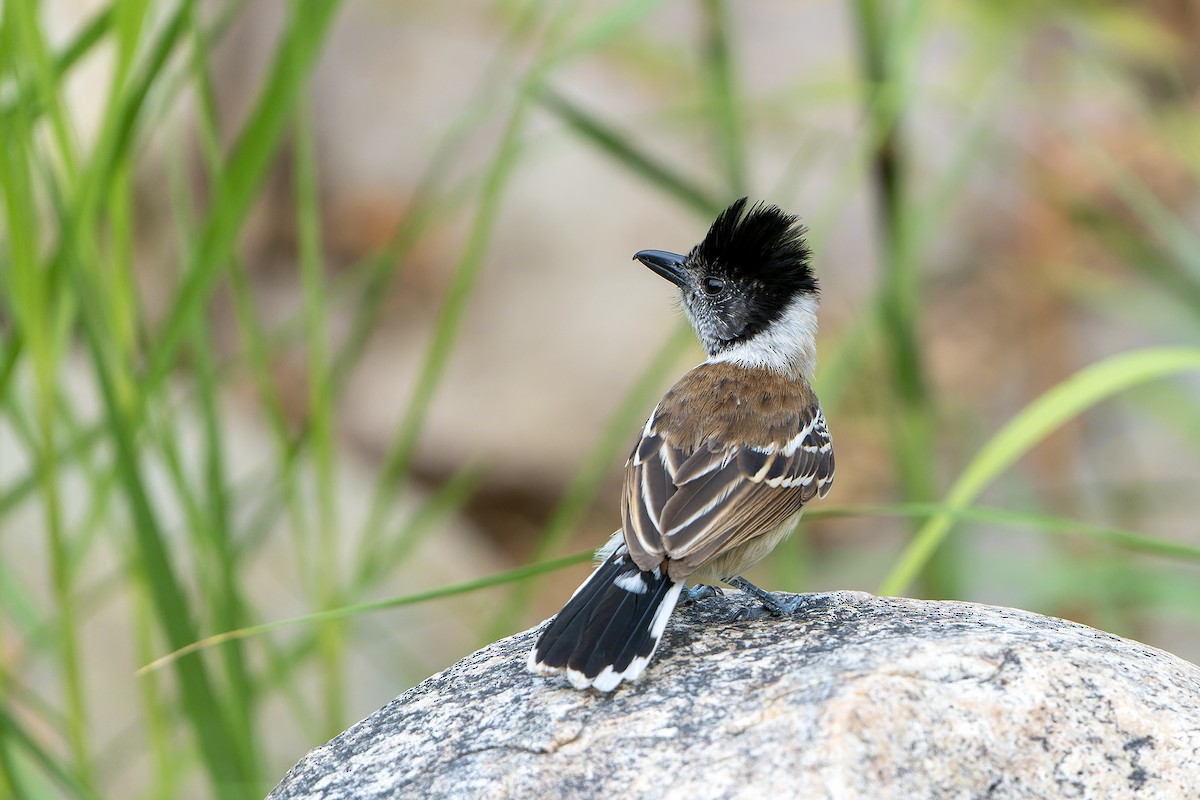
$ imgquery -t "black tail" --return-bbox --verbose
[528,546,683,692]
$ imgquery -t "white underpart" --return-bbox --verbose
[691,510,805,584]
[708,293,819,379]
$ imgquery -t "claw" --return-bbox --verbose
[682,584,723,605]
[725,577,809,616]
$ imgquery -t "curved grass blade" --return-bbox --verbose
[809,502,1200,563]
[137,551,592,676]
[539,89,722,216]
[880,347,1200,596]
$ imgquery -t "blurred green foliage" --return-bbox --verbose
[2,1,1200,798]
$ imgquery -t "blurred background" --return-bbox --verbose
[3,0,1200,797]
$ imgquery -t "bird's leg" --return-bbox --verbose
[725,577,807,616]
[682,583,723,604]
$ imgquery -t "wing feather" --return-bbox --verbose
[621,378,835,580]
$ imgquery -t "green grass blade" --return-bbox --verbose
[1102,153,1200,284]
[139,551,593,676]
[0,704,104,800]
[545,0,669,66]
[65,266,252,796]
[539,89,722,215]
[140,1,341,394]
[354,464,490,588]
[849,0,946,594]
[485,321,696,639]
[294,85,345,735]
[810,502,1200,563]
[880,347,1200,595]
[700,0,746,196]
[355,55,541,566]
[187,314,262,779]
[0,6,111,123]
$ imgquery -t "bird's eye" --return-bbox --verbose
[702,277,726,296]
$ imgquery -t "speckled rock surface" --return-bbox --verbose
[268,592,1200,799]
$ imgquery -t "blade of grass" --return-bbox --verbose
[0,422,104,517]
[184,317,262,780]
[42,5,344,795]
[546,0,671,66]
[64,253,251,796]
[139,551,593,676]
[353,6,573,565]
[0,6,111,122]
[700,0,746,197]
[539,88,722,215]
[163,26,258,760]
[3,0,81,181]
[0,595,26,799]
[354,463,491,587]
[880,347,1200,595]
[138,0,341,395]
[486,321,696,639]
[63,0,190,262]
[0,705,104,800]
[0,13,92,786]
[294,83,345,735]
[809,502,1200,562]
[852,0,949,594]
[530,0,733,182]
[131,576,184,798]
[1072,212,1200,331]
[1093,128,1200,286]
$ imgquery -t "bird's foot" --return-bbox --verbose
[682,583,723,605]
[725,577,809,618]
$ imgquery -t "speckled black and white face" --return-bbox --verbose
[679,275,821,378]
[677,268,766,352]
[679,255,808,354]
[636,198,820,372]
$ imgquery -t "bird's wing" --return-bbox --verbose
[622,403,834,579]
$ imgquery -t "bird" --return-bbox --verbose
[527,197,834,692]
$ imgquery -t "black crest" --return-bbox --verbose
[692,197,816,297]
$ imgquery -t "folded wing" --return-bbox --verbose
[622,403,834,580]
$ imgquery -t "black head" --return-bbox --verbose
[634,197,817,355]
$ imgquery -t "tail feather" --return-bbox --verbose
[537,558,618,666]
[589,581,682,692]
[529,547,682,692]
[609,576,677,675]
[574,573,664,678]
